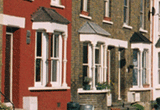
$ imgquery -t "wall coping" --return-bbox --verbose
[77,88,110,94]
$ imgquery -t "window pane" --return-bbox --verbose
[54,34,59,57]
[133,68,138,85]
[142,68,146,84]
[124,0,127,6]
[83,66,88,85]
[95,65,100,85]
[95,49,100,64]
[124,7,127,23]
[83,45,88,63]
[133,50,138,67]
[36,59,42,82]
[36,32,42,57]
[140,0,143,11]
[51,60,57,82]
[140,14,143,27]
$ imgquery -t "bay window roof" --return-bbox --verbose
[78,22,128,48]
[31,7,70,24]
[78,22,111,36]
[130,32,151,44]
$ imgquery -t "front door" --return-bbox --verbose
[4,33,13,102]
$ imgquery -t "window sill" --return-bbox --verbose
[155,86,160,90]
[139,28,148,33]
[122,23,133,30]
[129,87,152,91]
[103,20,113,25]
[77,88,110,94]
[79,14,92,20]
[28,86,70,91]
[50,3,65,9]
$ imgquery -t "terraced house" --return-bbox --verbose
[71,0,152,109]
[0,0,71,109]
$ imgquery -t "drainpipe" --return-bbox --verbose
[151,0,154,101]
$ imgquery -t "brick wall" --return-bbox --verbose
[78,93,108,110]
[72,0,151,108]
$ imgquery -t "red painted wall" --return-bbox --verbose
[1,0,71,109]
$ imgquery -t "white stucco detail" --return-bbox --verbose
[32,22,68,35]
[0,14,25,28]
[80,34,128,48]
[152,0,160,100]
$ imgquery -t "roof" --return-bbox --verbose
[130,32,151,43]
[78,22,111,36]
[156,38,160,47]
[31,7,70,24]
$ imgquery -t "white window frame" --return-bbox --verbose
[35,31,48,87]
[104,0,110,18]
[51,0,60,4]
[82,43,109,90]
[82,0,88,12]
[35,31,62,87]
[140,0,144,29]
[50,0,65,8]
[124,0,129,24]
[142,50,149,85]
[50,33,62,86]
[158,52,160,84]
[133,49,140,87]
[132,49,149,88]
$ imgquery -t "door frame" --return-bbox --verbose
[5,32,13,103]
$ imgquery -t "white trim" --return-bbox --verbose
[80,34,128,48]
[118,51,121,100]
[102,20,113,25]
[131,43,151,51]
[105,0,110,18]
[50,3,65,8]
[34,32,48,87]
[139,28,148,33]
[28,86,70,91]
[0,14,25,28]
[129,87,152,91]
[122,23,133,29]
[79,14,92,20]
[77,88,110,93]
[62,35,68,87]
[32,22,68,34]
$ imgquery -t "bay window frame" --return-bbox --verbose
[35,31,48,87]
[50,33,62,86]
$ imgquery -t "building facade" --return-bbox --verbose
[71,0,152,110]
[0,0,71,109]
[152,0,160,101]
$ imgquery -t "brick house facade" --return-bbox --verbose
[0,0,72,109]
[71,0,152,110]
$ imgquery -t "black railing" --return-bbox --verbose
[0,91,15,110]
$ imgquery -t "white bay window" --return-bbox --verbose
[132,49,149,88]
[35,32,48,87]
[50,33,62,86]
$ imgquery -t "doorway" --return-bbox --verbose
[4,33,13,102]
